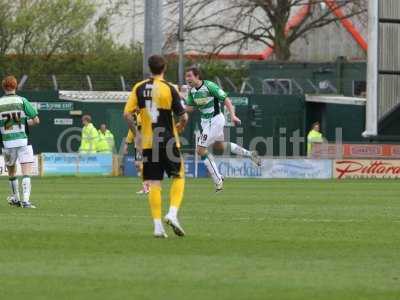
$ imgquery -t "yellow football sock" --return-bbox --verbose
[148,185,162,219]
[170,177,185,209]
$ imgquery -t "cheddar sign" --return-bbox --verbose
[334,160,400,179]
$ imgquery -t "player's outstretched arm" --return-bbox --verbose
[184,88,195,113]
[123,112,137,135]
[224,98,241,126]
[185,105,195,113]
[27,116,40,126]
[176,112,188,133]
[22,98,39,126]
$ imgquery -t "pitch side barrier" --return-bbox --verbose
[122,155,400,180]
[2,151,400,179]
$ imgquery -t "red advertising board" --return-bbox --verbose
[313,144,400,159]
[344,144,382,157]
[312,144,341,158]
[334,160,400,179]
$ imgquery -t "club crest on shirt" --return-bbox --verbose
[194,97,210,105]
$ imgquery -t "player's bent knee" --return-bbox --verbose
[7,165,16,177]
[148,180,161,188]
[197,146,207,157]
[213,142,225,154]
[20,163,33,177]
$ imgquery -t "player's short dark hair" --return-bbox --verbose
[311,121,320,128]
[148,55,166,75]
[82,114,92,123]
[186,66,202,79]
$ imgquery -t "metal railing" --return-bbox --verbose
[14,74,366,98]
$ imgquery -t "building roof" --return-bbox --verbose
[175,0,367,61]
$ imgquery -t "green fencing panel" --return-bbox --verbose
[106,107,129,152]
[69,102,126,153]
[178,94,306,156]
[5,91,369,156]
[324,104,366,143]
[17,91,78,153]
[4,91,128,153]
[305,102,366,144]
[242,95,306,156]
[378,104,400,141]
[248,60,366,96]
[18,91,59,101]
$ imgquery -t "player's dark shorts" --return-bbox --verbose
[142,147,184,180]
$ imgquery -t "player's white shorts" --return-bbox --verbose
[198,113,225,148]
[2,145,34,167]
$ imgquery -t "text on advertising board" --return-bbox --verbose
[335,160,400,179]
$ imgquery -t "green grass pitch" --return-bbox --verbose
[0,177,399,300]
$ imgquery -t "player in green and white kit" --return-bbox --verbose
[184,67,261,192]
[1,76,40,208]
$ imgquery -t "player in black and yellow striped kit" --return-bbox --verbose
[124,55,188,238]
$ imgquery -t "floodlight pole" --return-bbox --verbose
[143,0,163,79]
[178,0,185,87]
[131,0,136,44]
[363,0,379,137]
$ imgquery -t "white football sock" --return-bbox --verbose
[202,154,223,184]
[229,142,252,157]
[9,177,20,201]
[168,206,178,219]
[22,176,31,203]
[153,219,164,232]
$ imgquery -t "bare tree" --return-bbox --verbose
[0,0,131,58]
[165,0,367,60]
[0,1,17,56]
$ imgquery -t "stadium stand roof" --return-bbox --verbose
[59,90,129,103]
[305,94,366,106]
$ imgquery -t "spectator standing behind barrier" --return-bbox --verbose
[79,115,98,154]
[307,121,324,157]
[97,124,115,153]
